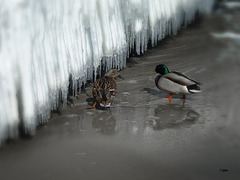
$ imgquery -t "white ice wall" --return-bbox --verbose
[0,0,215,144]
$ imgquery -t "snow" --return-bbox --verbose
[223,1,240,9]
[212,32,240,40]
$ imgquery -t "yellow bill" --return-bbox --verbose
[149,71,156,75]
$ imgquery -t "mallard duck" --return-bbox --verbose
[153,64,201,99]
[90,69,122,108]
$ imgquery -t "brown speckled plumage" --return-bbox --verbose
[92,69,119,107]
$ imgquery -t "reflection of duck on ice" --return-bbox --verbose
[92,111,116,134]
[146,104,200,130]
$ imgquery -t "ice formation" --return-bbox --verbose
[212,32,240,39]
[0,0,215,144]
[223,1,240,9]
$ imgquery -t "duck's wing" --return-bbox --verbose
[164,72,201,86]
[157,75,190,94]
[92,77,117,107]
[92,79,105,103]
[104,78,117,101]
[98,78,117,107]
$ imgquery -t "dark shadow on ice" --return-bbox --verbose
[92,110,116,135]
[145,104,200,131]
[86,97,95,105]
[86,97,109,110]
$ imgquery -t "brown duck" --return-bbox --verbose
[90,69,122,108]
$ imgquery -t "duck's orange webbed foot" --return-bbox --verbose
[163,94,173,100]
[87,101,97,109]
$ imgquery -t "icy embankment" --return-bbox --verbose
[0,0,214,143]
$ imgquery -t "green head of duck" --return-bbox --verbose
[155,64,169,75]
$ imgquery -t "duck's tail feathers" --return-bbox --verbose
[187,84,201,93]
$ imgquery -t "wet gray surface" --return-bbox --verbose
[1,2,240,180]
